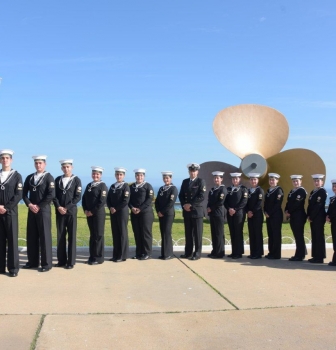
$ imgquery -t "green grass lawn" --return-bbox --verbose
[17,204,333,247]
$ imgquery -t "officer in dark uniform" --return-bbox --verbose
[207,171,227,259]
[178,163,206,260]
[326,179,336,266]
[264,173,284,260]
[224,172,248,259]
[129,168,154,260]
[82,166,108,265]
[53,159,82,269]
[155,171,178,260]
[284,175,307,261]
[0,149,23,277]
[246,173,264,259]
[307,174,327,264]
[22,155,55,272]
[107,167,130,262]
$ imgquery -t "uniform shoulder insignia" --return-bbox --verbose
[259,194,262,199]
[203,186,206,192]
[220,193,224,199]
[149,190,153,195]
[244,192,248,198]
[125,191,129,197]
[50,182,55,188]
[102,190,106,197]
[17,183,23,190]
[77,186,82,192]
[170,194,175,200]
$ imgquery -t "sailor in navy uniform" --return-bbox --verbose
[307,174,327,264]
[155,171,178,260]
[106,167,130,262]
[326,179,336,266]
[246,173,264,259]
[207,171,227,259]
[178,163,206,260]
[82,166,108,265]
[224,172,248,259]
[264,173,284,260]
[284,175,307,261]
[129,168,154,260]
[53,159,82,269]
[0,149,23,277]
[22,155,55,272]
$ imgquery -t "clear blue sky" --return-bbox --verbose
[1,1,335,188]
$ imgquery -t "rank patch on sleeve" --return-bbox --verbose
[220,194,224,199]
[125,191,129,197]
[50,182,55,188]
[77,186,82,192]
[244,192,248,198]
[203,186,206,192]
[149,190,153,195]
[102,190,106,197]
[170,194,175,200]
[259,194,262,199]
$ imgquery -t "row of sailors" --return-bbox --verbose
[0,150,335,278]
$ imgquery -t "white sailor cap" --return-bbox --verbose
[311,174,325,179]
[0,149,14,157]
[114,167,127,173]
[212,171,224,176]
[91,166,104,173]
[59,159,73,165]
[248,173,260,178]
[290,175,303,180]
[268,173,280,179]
[32,155,47,161]
[134,168,146,174]
[187,163,200,170]
[161,171,173,176]
[230,172,242,177]
[331,179,336,184]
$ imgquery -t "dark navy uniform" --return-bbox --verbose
[179,178,206,259]
[246,186,264,258]
[307,187,327,261]
[53,175,82,267]
[23,172,55,269]
[82,181,108,264]
[155,184,178,259]
[284,187,307,259]
[129,182,154,259]
[224,185,248,258]
[207,185,227,258]
[0,170,23,274]
[327,195,336,264]
[107,182,130,261]
[264,186,284,259]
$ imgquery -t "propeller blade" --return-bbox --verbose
[265,148,326,212]
[213,104,289,159]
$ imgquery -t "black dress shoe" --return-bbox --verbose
[40,267,51,272]
[140,255,150,260]
[250,256,261,259]
[309,258,324,264]
[231,255,242,259]
[158,256,164,259]
[268,256,280,260]
[180,254,191,259]
[65,265,74,269]
[112,259,125,262]
[9,272,18,277]
[88,261,98,265]
[289,256,303,261]
[227,254,233,258]
[328,261,336,266]
[54,263,66,267]
[22,263,38,269]
[131,256,140,260]
[189,255,200,260]
[163,256,172,260]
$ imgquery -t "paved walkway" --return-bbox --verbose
[1,247,336,349]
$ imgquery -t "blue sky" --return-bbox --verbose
[1,0,335,188]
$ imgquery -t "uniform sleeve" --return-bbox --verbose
[53,177,61,208]
[252,188,264,214]
[4,173,23,211]
[65,177,82,209]
[114,184,130,211]
[190,179,206,206]
[178,180,186,208]
[38,174,55,208]
[234,186,248,211]
[91,183,108,215]
[224,190,230,210]
[139,184,154,211]
[309,190,327,220]
[22,175,31,207]
[158,186,178,214]
[327,199,336,220]
[267,188,284,216]
[82,186,88,211]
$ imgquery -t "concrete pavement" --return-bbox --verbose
[1,247,336,349]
